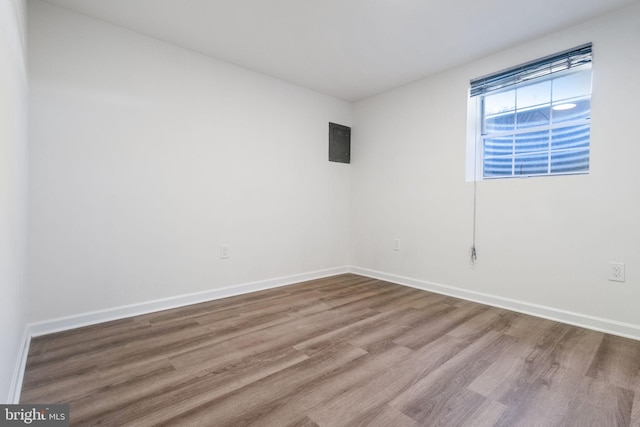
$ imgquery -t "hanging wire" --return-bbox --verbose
[470,178,477,266]
[470,110,478,267]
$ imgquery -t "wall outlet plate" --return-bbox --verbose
[608,262,625,282]
[220,244,230,259]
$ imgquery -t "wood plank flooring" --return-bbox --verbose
[21,274,640,426]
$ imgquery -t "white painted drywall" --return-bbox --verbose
[27,1,351,322]
[0,0,28,403]
[25,0,640,337]
[351,4,640,327]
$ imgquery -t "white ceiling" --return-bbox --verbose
[41,0,639,102]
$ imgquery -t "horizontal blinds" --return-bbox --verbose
[470,43,592,97]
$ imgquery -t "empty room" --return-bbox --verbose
[2,0,640,425]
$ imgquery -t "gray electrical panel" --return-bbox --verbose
[329,122,351,164]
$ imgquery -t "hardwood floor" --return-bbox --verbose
[21,274,640,426]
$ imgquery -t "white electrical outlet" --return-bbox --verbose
[608,262,625,282]
[220,244,230,259]
[393,238,401,251]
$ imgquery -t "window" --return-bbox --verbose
[467,44,592,179]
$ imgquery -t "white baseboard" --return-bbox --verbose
[28,266,350,338]
[8,325,31,404]
[350,266,640,341]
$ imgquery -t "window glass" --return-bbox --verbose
[514,153,549,175]
[474,67,591,179]
[550,148,589,174]
[516,106,551,129]
[469,44,592,179]
[484,110,515,133]
[517,80,551,109]
[483,156,513,177]
[552,99,590,124]
[484,136,513,157]
[552,71,591,102]
[484,90,515,116]
[514,130,549,154]
[551,124,590,150]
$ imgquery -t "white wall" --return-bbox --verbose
[352,4,640,328]
[0,0,28,403]
[27,0,351,322]
[25,0,640,337]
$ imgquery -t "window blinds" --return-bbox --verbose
[469,43,592,97]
